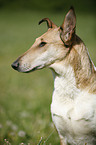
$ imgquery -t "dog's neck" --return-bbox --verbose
[50,36,95,100]
[51,63,79,104]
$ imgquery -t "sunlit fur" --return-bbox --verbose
[12,9,96,145]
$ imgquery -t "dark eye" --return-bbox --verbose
[39,42,47,47]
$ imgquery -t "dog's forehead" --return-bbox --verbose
[38,27,60,42]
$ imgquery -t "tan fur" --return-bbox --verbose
[12,8,96,145]
[60,139,66,145]
[64,35,96,93]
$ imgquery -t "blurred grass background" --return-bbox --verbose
[0,0,96,144]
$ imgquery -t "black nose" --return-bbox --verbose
[11,60,19,71]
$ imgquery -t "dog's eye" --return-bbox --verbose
[39,42,47,47]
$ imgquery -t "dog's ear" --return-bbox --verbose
[39,18,57,29]
[60,7,76,46]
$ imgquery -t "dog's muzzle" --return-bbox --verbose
[11,60,19,71]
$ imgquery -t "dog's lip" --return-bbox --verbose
[19,64,45,73]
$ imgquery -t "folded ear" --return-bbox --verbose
[60,7,76,46]
[39,18,57,29]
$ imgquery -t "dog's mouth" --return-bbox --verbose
[11,61,45,73]
[20,65,45,73]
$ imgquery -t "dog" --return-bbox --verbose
[11,7,96,145]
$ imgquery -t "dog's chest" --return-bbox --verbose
[51,75,79,135]
[51,73,96,144]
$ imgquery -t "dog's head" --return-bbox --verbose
[11,7,76,73]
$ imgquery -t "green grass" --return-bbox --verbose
[0,9,96,145]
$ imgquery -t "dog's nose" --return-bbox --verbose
[11,60,19,70]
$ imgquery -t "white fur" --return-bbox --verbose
[50,63,96,145]
[12,19,96,145]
